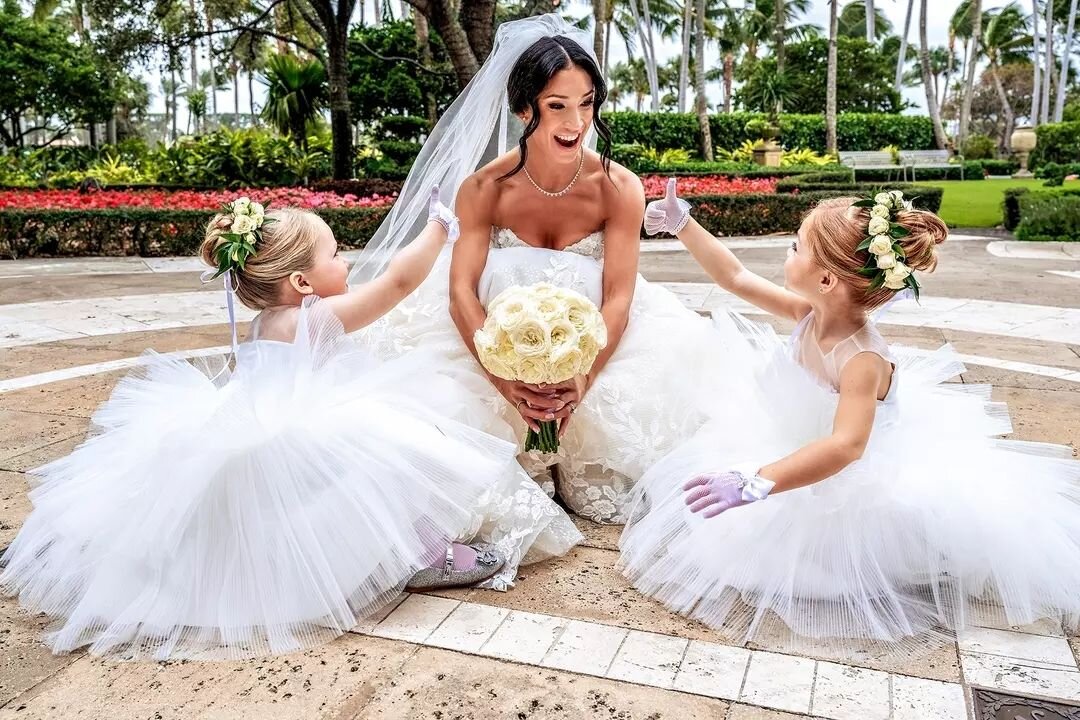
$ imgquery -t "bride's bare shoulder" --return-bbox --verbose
[457,152,518,212]
[598,157,645,209]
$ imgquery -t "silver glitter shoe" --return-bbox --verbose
[405,544,506,591]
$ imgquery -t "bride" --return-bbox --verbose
[354,16,753,532]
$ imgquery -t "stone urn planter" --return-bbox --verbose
[1011,125,1037,178]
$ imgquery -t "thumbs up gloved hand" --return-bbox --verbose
[644,177,691,236]
[683,464,775,519]
[427,186,460,243]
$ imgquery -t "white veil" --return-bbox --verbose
[348,13,598,284]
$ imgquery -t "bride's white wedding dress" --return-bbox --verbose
[359,226,756,524]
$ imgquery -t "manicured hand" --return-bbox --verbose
[644,178,691,236]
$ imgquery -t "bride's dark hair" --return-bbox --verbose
[498,35,613,183]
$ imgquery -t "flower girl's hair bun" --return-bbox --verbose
[200,204,324,311]
[803,195,946,310]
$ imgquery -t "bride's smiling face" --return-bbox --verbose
[519,66,595,162]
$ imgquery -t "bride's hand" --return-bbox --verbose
[495,379,566,432]
[533,375,588,437]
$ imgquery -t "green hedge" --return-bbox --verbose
[852,161,983,181]
[1030,122,1080,168]
[978,159,1020,176]
[0,208,389,259]
[1002,187,1080,231]
[655,188,942,237]
[774,170,857,191]
[774,181,944,209]
[1016,193,1080,242]
[605,111,937,154]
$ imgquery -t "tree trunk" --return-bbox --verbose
[775,0,785,74]
[233,70,240,127]
[593,0,607,71]
[626,0,659,110]
[1032,0,1041,125]
[866,0,875,41]
[1054,0,1078,121]
[990,59,1015,151]
[414,0,480,88]
[941,39,954,111]
[920,0,949,148]
[328,29,353,179]
[604,18,613,81]
[374,0,382,24]
[694,0,712,160]
[206,8,218,126]
[1041,0,1053,123]
[723,53,734,113]
[461,0,496,63]
[171,66,179,140]
[958,0,982,148]
[678,0,692,112]
[415,13,438,127]
[895,0,914,91]
[826,0,839,154]
[248,71,256,123]
[641,0,660,111]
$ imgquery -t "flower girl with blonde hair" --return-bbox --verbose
[621,181,1080,651]
[0,191,571,661]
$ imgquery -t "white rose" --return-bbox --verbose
[870,204,890,218]
[493,298,527,331]
[875,252,897,269]
[883,262,911,289]
[517,357,549,385]
[548,319,578,355]
[509,320,550,357]
[867,235,893,255]
[231,214,255,235]
[874,192,892,207]
[890,190,905,204]
[867,216,890,236]
[550,349,584,382]
[231,197,252,215]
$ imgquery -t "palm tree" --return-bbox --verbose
[1053,0,1078,120]
[1040,0,1053,123]
[593,0,607,70]
[837,0,892,39]
[717,11,745,112]
[694,0,712,159]
[826,0,839,154]
[982,3,1030,150]
[949,0,977,118]
[1031,0,1041,124]
[919,0,949,148]
[611,59,651,111]
[260,53,328,149]
[895,0,915,92]
[958,0,983,148]
[678,0,692,111]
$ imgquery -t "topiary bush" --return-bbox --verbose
[961,134,996,160]
[1030,121,1080,168]
[1015,192,1080,242]
[1003,186,1080,231]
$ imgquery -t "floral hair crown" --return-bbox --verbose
[851,190,921,300]
[209,196,273,280]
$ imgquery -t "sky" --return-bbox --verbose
[147,0,1018,122]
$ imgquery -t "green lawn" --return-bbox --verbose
[922,178,1080,228]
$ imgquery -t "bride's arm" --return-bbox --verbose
[449,176,563,430]
[587,168,645,387]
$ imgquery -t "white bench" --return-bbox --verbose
[901,149,964,180]
[838,151,905,181]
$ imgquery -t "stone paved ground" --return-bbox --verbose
[0,232,1077,719]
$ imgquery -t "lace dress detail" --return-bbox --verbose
[360,226,756,527]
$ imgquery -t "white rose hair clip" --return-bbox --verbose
[852,190,921,300]
[209,196,273,280]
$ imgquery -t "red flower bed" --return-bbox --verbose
[0,187,396,211]
[641,175,777,198]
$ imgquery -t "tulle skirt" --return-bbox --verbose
[620,327,1080,652]
[1,329,517,660]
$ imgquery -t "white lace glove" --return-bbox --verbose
[427,186,459,243]
[683,463,775,518]
[644,177,691,236]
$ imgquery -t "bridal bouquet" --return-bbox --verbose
[474,283,607,453]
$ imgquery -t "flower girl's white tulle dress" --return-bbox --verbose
[0,297,528,660]
[620,311,1080,650]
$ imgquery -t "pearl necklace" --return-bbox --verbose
[523,151,584,198]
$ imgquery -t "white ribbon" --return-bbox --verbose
[200,268,240,360]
